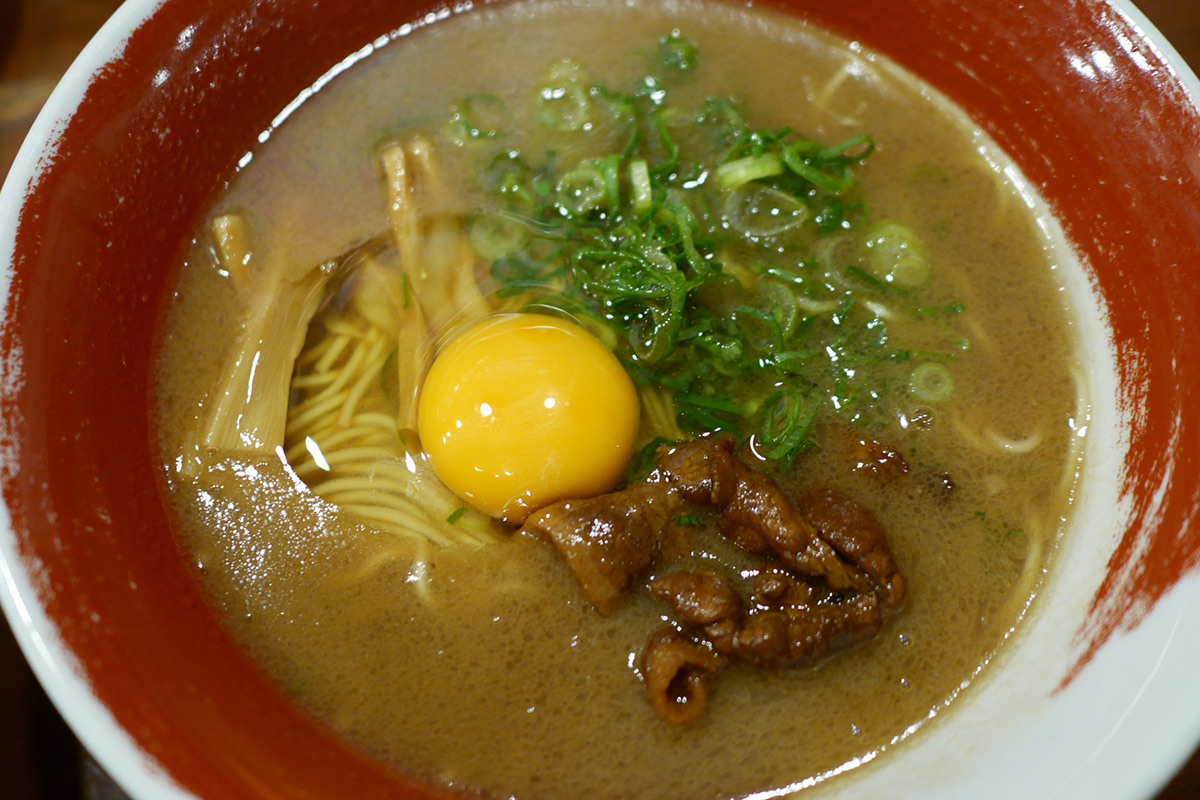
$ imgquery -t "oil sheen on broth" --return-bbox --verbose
[154,1,1084,798]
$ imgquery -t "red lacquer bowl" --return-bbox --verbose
[1,1,1198,798]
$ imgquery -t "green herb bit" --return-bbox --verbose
[631,436,676,479]
[975,511,1024,540]
[911,301,966,318]
[446,506,468,525]
[379,348,398,398]
[818,133,875,163]
[674,514,707,526]
[657,32,698,72]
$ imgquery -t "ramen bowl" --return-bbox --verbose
[1,0,1198,798]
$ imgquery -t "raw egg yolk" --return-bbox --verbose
[417,313,640,524]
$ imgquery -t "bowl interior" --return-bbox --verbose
[2,0,1199,798]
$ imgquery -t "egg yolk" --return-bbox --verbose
[417,313,640,524]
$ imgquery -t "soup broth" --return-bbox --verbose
[155,1,1085,797]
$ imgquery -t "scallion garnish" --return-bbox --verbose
[441,36,969,468]
[909,363,955,403]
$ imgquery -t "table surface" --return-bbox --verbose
[1,0,1199,798]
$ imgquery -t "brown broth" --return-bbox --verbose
[154,1,1084,798]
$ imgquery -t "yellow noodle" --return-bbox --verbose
[324,493,434,525]
[639,386,685,441]
[325,318,370,339]
[353,411,400,430]
[290,371,339,390]
[984,428,1043,454]
[992,510,1046,632]
[342,504,456,547]
[312,333,353,373]
[339,346,390,427]
[308,333,377,406]
[307,445,420,469]
[281,138,504,559]
[308,475,415,497]
[407,536,433,603]
[308,458,420,483]
[286,425,396,462]
[288,392,348,432]
[294,332,338,371]
[338,508,434,544]
[332,545,405,587]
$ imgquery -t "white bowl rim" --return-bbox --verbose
[0,1,1198,799]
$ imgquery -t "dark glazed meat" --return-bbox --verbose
[718,460,874,595]
[650,436,738,506]
[640,628,726,727]
[522,484,674,613]
[521,434,908,724]
[649,569,743,626]
[798,487,906,607]
[650,435,874,595]
[652,569,885,669]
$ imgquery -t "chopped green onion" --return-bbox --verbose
[756,389,817,462]
[630,159,653,214]
[537,60,592,132]
[716,153,783,189]
[764,265,811,287]
[631,436,675,479]
[599,154,621,212]
[782,144,854,193]
[556,165,608,215]
[772,350,817,374]
[446,506,468,525]
[846,265,897,293]
[864,221,930,288]
[818,134,875,163]
[681,393,741,413]
[723,183,808,237]
[438,44,958,464]
[657,32,698,72]
[698,97,748,152]
[448,94,511,142]
[649,111,681,178]
[909,363,954,403]
[760,281,799,338]
[468,213,527,262]
[734,306,785,352]
[630,303,680,364]
[694,332,744,362]
[674,514,707,526]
